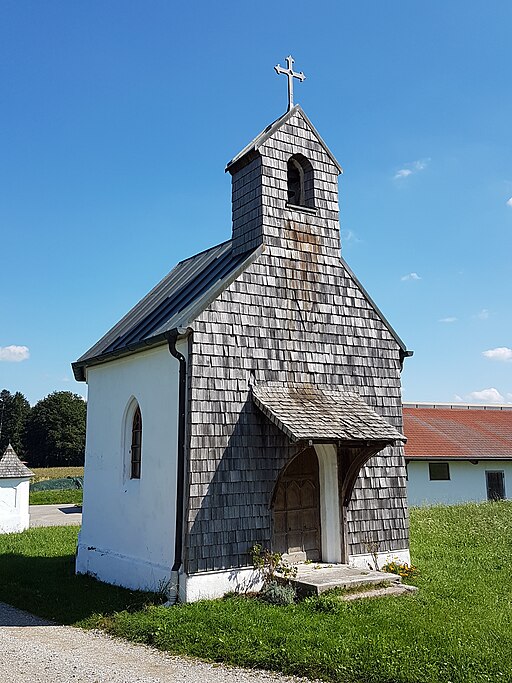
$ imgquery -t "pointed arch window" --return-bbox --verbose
[130,406,142,479]
[287,154,315,209]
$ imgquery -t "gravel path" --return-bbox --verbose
[0,602,317,683]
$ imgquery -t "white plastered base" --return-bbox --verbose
[76,541,172,593]
[177,566,263,603]
[349,548,411,571]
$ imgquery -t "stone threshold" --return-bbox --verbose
[288,562,402,597]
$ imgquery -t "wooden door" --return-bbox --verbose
[272,448,321,562]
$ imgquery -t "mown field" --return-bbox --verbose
[31,467,84,483]
[1,502,511,682]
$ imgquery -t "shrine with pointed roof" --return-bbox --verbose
[0,443,33,534]
[74,59,412,602]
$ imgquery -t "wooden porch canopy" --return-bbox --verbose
[253,385,406,562]
[252,385,406,445]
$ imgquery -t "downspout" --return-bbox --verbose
[167,328,188,604]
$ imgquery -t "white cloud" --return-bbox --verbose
[401,272,421,281]
[506,197,512,207]
[395,169,413,179]
[482,347,512,362]
[394,159,429,180]
[466,387,505,403]
[341,229,361,244]
[453,394,464,402]
[0,345,30,362]
[439,317,457,323]
[475,309,489,320]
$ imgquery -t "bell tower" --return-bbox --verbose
[225,57,343,261]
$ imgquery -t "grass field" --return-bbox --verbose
[29,489,83,506]
[1,502,511,682]
[31,466,84,483]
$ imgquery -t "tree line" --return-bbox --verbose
[0,389,86,467]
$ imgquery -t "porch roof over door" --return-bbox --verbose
[252,385,406,444]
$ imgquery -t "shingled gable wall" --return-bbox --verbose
[184,108,409,575]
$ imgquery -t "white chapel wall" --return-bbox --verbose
[407,460,512,506]
[76,343,184,591]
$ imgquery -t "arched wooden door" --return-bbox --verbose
[272,448,321,562]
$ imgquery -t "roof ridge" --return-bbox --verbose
[225,105,342,174]
[404,402,512,410]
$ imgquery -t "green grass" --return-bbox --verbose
[31,466,84,483]
[0,526,158,624]
[1,503,512,682]
[29,489,83,506]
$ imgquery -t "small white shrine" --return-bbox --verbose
[0,443,33,534]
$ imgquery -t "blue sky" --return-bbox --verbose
[1,1,511,405]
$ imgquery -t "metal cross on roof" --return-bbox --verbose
[274,55,305,112]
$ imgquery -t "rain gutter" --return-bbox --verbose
[166,328,189,603]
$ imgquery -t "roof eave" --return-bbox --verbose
[406,455,512,461]
[0,472,34,479]
[72,333,173,382]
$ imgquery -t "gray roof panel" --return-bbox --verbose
[73,241,260,380]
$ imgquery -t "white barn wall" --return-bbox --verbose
[407,460,512,506]
[76,343,184,591]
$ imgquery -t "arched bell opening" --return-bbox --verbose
[286,154,315,208]
[271,447,321,563]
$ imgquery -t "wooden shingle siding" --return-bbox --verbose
[184,109,409,574]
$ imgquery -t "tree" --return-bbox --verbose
[25,391,86,467]
[0,389,31,457]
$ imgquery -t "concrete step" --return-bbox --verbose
[340,583,418,602]
[288,563,401,597]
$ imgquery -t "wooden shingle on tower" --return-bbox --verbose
[73,61,412,601]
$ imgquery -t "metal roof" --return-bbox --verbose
[73,241,261,381]
[253,384,405,443]
[403,405,512,459]
[0,444,33,479]
[225,105,343,174]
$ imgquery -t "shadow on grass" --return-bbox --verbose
[0,551,159,626]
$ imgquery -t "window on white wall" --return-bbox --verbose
[486,471,505,501]
[429,462,450,481]
[130,405,142,479]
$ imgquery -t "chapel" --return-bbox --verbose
[73,58,412,602]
